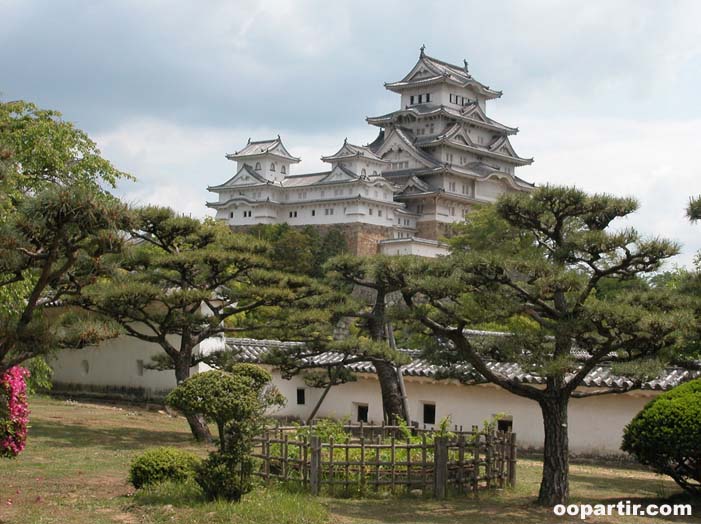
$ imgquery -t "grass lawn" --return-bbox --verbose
[0,396,698,524]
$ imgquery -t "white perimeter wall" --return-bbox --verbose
[50,338,658,456]
[50,335,185,397]
[270,371,657,456]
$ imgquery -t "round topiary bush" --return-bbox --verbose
[622,378,701,496]
[129,447,201,489]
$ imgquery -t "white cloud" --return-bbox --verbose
[97,113,701,268]
[511,116,701,267]
[95,117,372,217]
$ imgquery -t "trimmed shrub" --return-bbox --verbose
[194,452,255,501]
[129,447,201,489]
[622,379,701,496]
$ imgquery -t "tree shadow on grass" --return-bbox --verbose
[326,496,555,524]
[569,472,677,499]
[30,419,198,452]
[569,473,701,519]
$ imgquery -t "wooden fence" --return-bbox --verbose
[251,423,517,498]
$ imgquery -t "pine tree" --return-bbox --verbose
[0,100,132,373]
[401,186,689,505]
[77,207,324,442]
[267,255,412,424]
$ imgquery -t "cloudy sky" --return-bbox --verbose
[2,0,701,266]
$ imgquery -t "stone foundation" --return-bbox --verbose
[230,222,395,256]
[415,220,454,241]
[309,223,394,256]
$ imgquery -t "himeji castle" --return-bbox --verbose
[207,47,534,256]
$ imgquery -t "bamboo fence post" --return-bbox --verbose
[344,441,350,496]
[282,434,289,481]
[310,435,321,496]
[406,437,412,492]
[302,435,308,487]
[485,431,493,489]
[421,433,428,490]
[471,425,480,494]
[360,436,366,496]
[390,436,396,494]
[458,435,465,494]
[498,431,506,488]
[433,436,448,499]
[374,435,381,492]
[508,432,517,487]
[329,436,335,497]
[263,430,270,483]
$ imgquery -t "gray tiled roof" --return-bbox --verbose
[223,338,701,392]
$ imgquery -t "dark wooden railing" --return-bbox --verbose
[252,422,517,498]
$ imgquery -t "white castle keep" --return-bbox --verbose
[207,47,533,256]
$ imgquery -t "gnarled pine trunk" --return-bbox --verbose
[174,358,212,443]
[538,396,569,506]
[373,359,407,424]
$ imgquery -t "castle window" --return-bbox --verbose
[230,212,234,218]
[255,162,261,170]
[355,403,369,423]
[281,165,286,174]
[378,210,382,217]
[410,95,415,105]
[270,163,276,172]
[311,209,316,216]
[296,388,306,405]
[449,94,454,103]
[418,94,423,103]
[426,93,431,102]
[423,403,436,425]
[497,417,513,433]
[136,360,144,377]
[369,208,373,216]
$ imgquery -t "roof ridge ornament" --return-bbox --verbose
[463,59,469,75]
[419,44,426,57]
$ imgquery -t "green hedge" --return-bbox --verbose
[129,447,201,489]
[622,379,701,496]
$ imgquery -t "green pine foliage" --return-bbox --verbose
[0,99,132,373]
[400,185,691,505]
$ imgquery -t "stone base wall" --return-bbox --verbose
[310,223,394,256]
[230,223,394,256]
[415,220,454,241]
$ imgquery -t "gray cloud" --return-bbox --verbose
[3,0,701,266]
